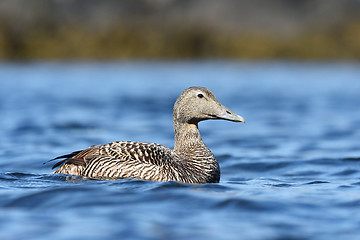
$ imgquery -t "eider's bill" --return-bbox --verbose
[214,105,245,123]
[206,101,245,123]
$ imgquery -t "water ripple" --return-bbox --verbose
[1,62,360,240]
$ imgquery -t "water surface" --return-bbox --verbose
[0,61,360,240]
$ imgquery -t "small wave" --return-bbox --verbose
[336,199,360,207]
[265,183,295,188]
[0,172,39,180]
[14,124,44,134]
[214,197,283,212]
[4,185,96,208]
[304,180,329,185]
[51,122,97,130]
[331,169,358,176]
[343,157,360,162]
[231,161,294,173]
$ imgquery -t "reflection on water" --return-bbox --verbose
[0,61,360,240]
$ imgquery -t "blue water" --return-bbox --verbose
[1,61,360,240]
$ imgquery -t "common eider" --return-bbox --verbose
[48,87,245,184]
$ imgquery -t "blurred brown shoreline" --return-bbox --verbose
[1,0,360,60]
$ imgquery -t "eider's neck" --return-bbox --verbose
[173,121,212,158]
[172,120,220,184]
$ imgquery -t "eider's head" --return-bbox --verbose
[173,87,245,124]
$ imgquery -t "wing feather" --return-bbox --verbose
[49,141,175,180]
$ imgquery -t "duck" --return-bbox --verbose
[48,87,245,184]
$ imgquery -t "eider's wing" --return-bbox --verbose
[49,141,174,180]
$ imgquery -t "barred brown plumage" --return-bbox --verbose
[48,87,245,184]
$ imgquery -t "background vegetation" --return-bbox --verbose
[1,0,360,60]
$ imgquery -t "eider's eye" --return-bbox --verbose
[197,94,204,98]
